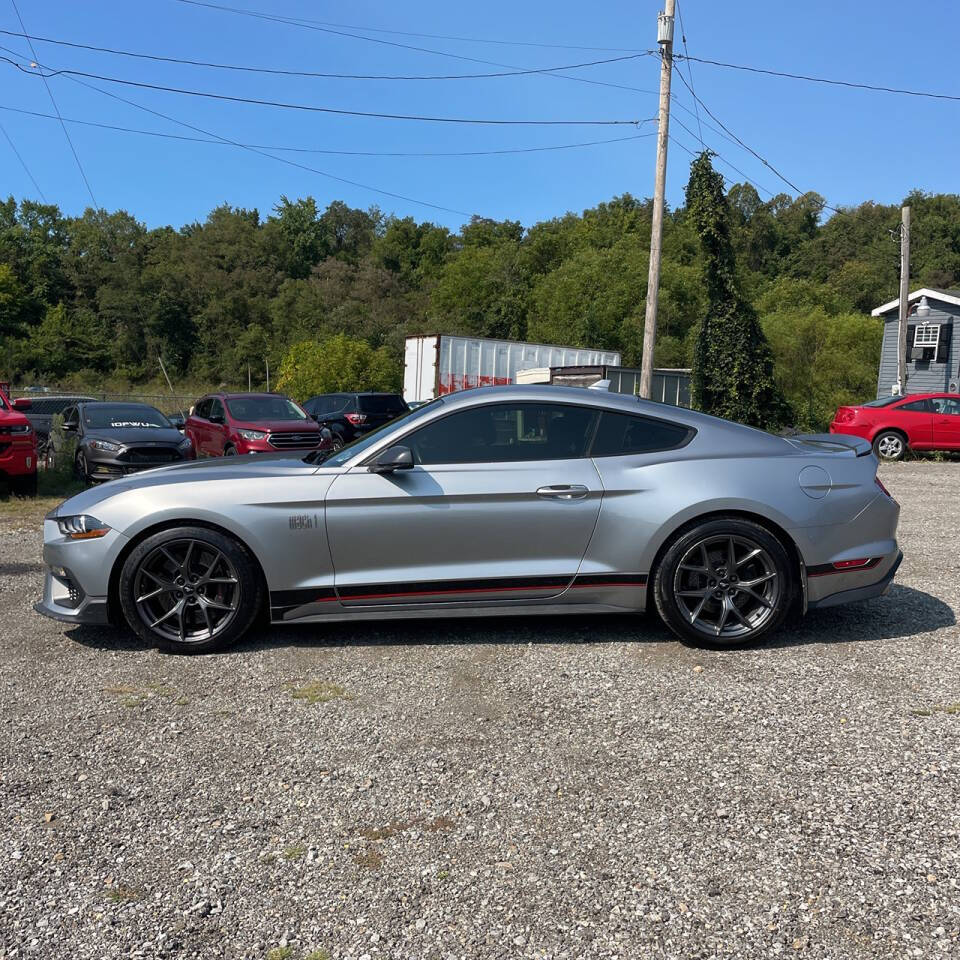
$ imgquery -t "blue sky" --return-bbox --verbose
[0,0,957,231]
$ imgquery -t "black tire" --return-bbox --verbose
[872,429,907,462]
[654,517,794,650]
[330,432,345,452]
[223,445,238,457]
[75,451,91,484]
[118,526,263,654]
[11,473,38,497]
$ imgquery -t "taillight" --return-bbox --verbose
[832,558,872,570]
[345,413,368,426]
[834,407,856,424]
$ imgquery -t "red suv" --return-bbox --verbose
[830,392,960,461]
[0,387,38,495]
[185,392,331,457]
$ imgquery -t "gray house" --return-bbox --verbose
[873,288,960,398]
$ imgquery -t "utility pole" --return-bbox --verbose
[896,205,911,395]
[639,0,676,400]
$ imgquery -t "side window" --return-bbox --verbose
[590,410,693,456]
[933,397,960,415]
[62,405,77,425]
[897,399,933,413]
[194,398,211,419]
[28,398,50,414]
[209,399,225,421]
[406,403,598,465]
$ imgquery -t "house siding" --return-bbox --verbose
[876,300,960,398]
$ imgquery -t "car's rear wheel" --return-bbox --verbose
[75,451,92,484]
[654,518,793,649]
[118,526,263,653]
[873,430,906,462]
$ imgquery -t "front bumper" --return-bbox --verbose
[0,440,37,478]
[84,448,191,479]
[807,550,902,610]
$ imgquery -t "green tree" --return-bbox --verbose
[686,152,791,429]
[275,334,398,401]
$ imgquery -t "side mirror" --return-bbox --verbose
[12,397,31,411]
[209,414,225,425]
[368,444,413,474]
[62,419,78,433]
[169,414,185,430]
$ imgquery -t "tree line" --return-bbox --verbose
[2,165,958,429]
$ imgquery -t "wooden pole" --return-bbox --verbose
[896,205,911,395]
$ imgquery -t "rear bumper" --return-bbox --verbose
[807,551,902,610]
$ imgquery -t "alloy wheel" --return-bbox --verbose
[876,434,903,460]
[132,538,241,644]
[672,534,781,640]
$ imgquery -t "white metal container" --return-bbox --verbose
[403,335,621,403]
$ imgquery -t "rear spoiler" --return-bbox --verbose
[785,433,874,457]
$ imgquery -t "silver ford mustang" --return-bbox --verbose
[36,386,901,653]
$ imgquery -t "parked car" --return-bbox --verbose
[0,386,38,496]
[302,392,409,449]
[184,392,330,457]
[63,402,195,484]
[16,394,97,455]
[36,385,900,654]
[829,392,960,461]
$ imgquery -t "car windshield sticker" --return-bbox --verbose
[109,421,161,428]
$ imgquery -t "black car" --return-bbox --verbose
[17,394,96,455]
[63,402,195,484]
[302,392,409,449]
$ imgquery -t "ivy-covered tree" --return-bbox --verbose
[685,152,791,430]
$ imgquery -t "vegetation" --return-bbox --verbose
[2,179,957,430]
[686,153,790,429]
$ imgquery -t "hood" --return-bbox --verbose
[0,410,31,428]
[50,452,323,518]
[86,426,185,445]
[232,419,319,434]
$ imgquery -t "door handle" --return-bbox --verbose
[536,484,589,500]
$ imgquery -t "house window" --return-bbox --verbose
[913,324,941,362]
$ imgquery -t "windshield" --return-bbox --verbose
[226,395,307,422]
[309,398,442,466]
[863,396,904,408]
[83,404,171,429]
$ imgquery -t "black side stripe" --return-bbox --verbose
[270,573,646,611]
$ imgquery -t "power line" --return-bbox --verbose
[671,65,839,213]
[172,0,662,98]
[0,44,470,217]
[0,102,658,156]
[2,57,645,126]
[0,29,649,82]
[673,1,702,147]
[0,119,45,200]
[8,0,96,206]
[675,52,960,103]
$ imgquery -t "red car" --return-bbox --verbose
[830,392,960,461]
[0,387,38,495]
[185,392,332,457]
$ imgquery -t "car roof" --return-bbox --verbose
[78,400,160,409]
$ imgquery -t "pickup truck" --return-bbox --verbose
[0,387,38,495]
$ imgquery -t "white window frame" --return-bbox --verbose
[913,323,940,359]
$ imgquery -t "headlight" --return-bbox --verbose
[238,429,267,441]
[9,424,31,435]
[89,439,121,452]
[178,436,193,449]
[56,515,111,540]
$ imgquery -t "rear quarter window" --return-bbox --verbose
[590,410,693,456]
[358,394,408,415]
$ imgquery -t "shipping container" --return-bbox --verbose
[403,335,622,403]
[549,365,692,407]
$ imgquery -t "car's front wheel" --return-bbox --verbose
[118,526,263,653]
[873,430,906,462]
[654,518,794,649]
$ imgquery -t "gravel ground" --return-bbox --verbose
[1,461,958,960]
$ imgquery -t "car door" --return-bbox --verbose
[931,396,960,448]
[207,398,229,455]
[324,400,604,606]
[890,398,934,448]
[187,398,211,456]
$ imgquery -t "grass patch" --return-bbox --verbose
[105,885,142,903]
[910,703,960,717]
[282,844,306,861]
[266,949,294,960]
[104,682,183,708]
[353,848,383,871]
[288,681,347,705]
[304,951,332,960]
